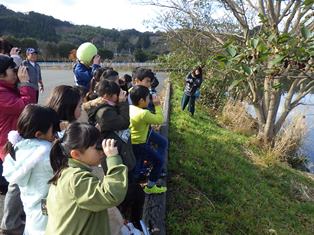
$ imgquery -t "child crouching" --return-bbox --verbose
[45,122,128,235]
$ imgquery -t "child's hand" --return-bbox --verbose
[102,139,118,157]
[152,94,161,106]
[119,89,127,103]
[93,55,101,65]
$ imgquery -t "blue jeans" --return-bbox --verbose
[132,130,168,182]
[147,129,168,161]
[181,93,196,115]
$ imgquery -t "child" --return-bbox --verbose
[131,68,168,177]
[73,42,101,90]
[84,79,135,172]
[46,85,83,131]
[2,104,60,235]
[129,85,167,194]
[84,79,144,228]
[45,122,128,235]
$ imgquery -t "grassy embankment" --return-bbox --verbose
[166,79,314,235]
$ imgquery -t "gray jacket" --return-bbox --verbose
[22,60,42,90]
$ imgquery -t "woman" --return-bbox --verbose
[0,55,36,234]
[181,66,203,116]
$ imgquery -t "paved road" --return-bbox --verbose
[0,68,168,223]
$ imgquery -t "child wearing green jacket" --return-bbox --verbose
[45,122,128,235]
[129,85,167,194]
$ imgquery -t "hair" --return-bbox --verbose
[102,69,119,82]
[97,79,121,97]
[133,68,155,82]
[192,66,203,78]
[0,55,16,76]
[129,85,150,106]
[4,104,60,159]
[46,85,82,122]
[92,67,107,82]
[123,74,132,83]
[49,122,101,184]
[0,38,13,55]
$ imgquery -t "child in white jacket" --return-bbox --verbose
[3,104,59,235]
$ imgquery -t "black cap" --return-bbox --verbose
[0,55,16,74]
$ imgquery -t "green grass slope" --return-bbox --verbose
[166,82,314,235]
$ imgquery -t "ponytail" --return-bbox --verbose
[3,142,15,160]
[48,138,69,185]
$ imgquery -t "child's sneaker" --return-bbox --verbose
[143,185,167,194]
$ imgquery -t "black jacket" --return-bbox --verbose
[84,98,136,172]
[184,73,203,96]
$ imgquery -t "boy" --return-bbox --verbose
[129,85,167,194]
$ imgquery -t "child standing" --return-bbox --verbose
[45,122,128,235]
[129,85,167,194]
[84,79,135,172]
[46,85,83,131]
[2,104,60,235]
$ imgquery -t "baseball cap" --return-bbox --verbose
[0,55,16,74]
[26,48,38,54]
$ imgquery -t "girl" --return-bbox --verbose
[181,66,203,116]
[2,104,60,235]
[45,122,128,235]
[46,85,82,131]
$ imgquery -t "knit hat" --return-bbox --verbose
[76,42,97,65]
[0,55,16,74]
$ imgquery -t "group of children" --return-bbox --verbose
[1,63,168,234]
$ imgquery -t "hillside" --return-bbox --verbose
[0,4,168,61]
[167,76,314,234]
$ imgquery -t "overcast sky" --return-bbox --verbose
[1,0,158,32]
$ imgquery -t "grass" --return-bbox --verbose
[166,81,314,235]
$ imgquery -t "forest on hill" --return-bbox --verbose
[0,4,168,62]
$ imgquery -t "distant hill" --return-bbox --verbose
[0,4,168,61]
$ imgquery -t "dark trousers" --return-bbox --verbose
[181,93,196,115]
[118,178,145,229]
[132,141,165,183]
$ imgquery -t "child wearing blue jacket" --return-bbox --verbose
[73,42,101,90]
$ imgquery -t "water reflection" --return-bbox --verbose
[247,94,314,173]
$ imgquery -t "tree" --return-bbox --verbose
[98,48,114,60]
[141,0,314,144]
[58,42,76,59]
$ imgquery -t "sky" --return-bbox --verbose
[1,0,159,32]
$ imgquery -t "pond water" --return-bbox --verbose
[247,94,314,173]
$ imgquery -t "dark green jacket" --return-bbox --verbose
[84,99,136,172]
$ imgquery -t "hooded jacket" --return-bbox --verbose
[83,98,136,172]
[3,138,52,235]
[0,81,36,160]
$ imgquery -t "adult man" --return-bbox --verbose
[22,48,43,102]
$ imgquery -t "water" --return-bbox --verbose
[247,94,314,172]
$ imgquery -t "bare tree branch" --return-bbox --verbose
[278,0,296,23]
[247,0,258,11]
[284,0,301,32]
[258,0,266,15]
[267,0,278,25]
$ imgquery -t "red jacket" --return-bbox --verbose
[0,80,36,160]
